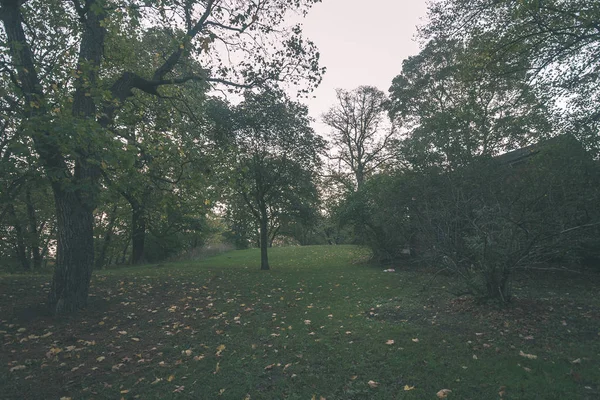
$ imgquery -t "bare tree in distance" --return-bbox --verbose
[322,86,396,191]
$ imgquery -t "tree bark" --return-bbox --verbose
[259,202,270,270]
[47,187,95,313]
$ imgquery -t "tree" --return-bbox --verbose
[225,89,324,270]
[322,86,395,191]
[0,0,323,313]
[422,0,600,156]
[388,38,552,170]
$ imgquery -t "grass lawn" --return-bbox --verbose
[1,245,599,399]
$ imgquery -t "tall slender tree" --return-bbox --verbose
[226,90,324,270]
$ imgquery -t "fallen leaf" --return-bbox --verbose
[214,361,220,374]
[96,356,105,362]
[46,347,62,358]
[499,386,506,397]
[437,389,452,398]
[404,385,415,391]
[571,358,581,364]
[385,340,395,345]
[151,377,162,384]
[10,365,26,372]
[167,375,175,382]
[519,350,538,360]
[367,380,379,388]
[219,388,226,395]
[173,385,184,393]
[412,338,419,343]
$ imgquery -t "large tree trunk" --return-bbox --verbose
[48,187,95,314]
[259,203,270,270]
[131,205,146,265]
[124,196,146,265]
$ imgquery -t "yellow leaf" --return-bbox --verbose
[218,388,226,395]
[404,385,415,391]
[167,374,175,382]
[214,361,220,374]
[120,389,129,394]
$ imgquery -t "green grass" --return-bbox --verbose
[1,245,599,399]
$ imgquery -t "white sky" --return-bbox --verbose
[298,0,430,133]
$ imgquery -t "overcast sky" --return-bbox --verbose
[297,0,429,132]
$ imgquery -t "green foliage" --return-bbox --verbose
[388,38,552,170]
[422,0,600,156]
[357,136,600,301]
[1,0,325,312]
